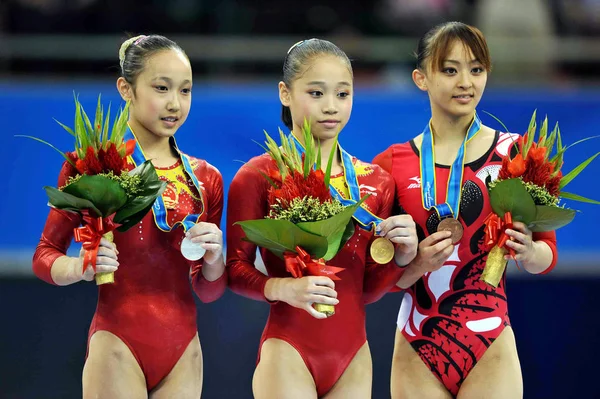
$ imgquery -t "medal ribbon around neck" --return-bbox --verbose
[125,125,205,232]
[290,134,381,230]
[419,113,482,219]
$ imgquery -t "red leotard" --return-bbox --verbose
[374,131,558,396]
[32,155,226,391]
[226,153,405,397]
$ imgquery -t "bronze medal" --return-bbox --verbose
[370,237,395,264]
[437,218,463,244]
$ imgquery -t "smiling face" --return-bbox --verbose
[413,40,488,120]
[279,54,353,141]
[117,49,192,138]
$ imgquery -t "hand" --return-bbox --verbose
[377,215,418,266]
[79,237,119,282]
[274,276,340,320]
[412,231,454,274]
[186,222,223,265]
[504,222,535,263]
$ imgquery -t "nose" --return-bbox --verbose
[322,94,338,115]
[457,70,473,90]
[167,93,180,112]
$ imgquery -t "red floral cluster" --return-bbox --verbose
[498,136,562,197]
[65,140,136,176]
[267,166,332,208]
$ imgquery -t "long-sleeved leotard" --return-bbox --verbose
[33,154,226,391]
[374,131,557,396]
[226,153,405,397]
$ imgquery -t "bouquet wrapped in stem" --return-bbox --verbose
[482,111,599,287]
[19,95,166,285]
[236,120,366,316]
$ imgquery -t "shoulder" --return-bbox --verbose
[184,154,223,183]
[372,142,415,173]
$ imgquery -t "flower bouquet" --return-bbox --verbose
[19,95,166,285]
[482,110,599,287]
[235,120,366,316]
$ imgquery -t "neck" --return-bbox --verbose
[430,111,475,145]
[292,127,342,171]
[128,119,175,161]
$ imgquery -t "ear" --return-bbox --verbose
[412,69,428,92]
[278,81,291,107]
[116,77,133,101]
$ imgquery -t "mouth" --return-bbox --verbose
[318,120,341,129]
[161,116,179,122]
[452,94,474,99]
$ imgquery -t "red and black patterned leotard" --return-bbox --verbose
[32,154,226,391]
[374,131,558,396]
[226,153,405,397]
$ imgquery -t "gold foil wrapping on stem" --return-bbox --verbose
[480,245,508,288]
[95,231,115,285]
[313,303,335,317]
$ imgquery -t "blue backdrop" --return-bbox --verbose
[1,82,599,399]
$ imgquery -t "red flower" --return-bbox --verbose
[499,153,526,179]
[268,169,331,208]
[65,152,81,176]
[78,147,104,175]
[545,171,562,197]
[98,143,128,174]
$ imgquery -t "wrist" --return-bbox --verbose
[264,278,283,302]
[201,256,225,281]
[394,248,417,268]
[69,257,84,284]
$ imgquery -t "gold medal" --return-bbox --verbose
[370,237,395,264]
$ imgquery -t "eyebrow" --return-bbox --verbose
[151,76,192,85]
[306,80,352,87]
[444,59,481,65]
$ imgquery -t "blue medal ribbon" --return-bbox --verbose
[290,135,381,230]
[419,113,481,220]
[125,126,205,232]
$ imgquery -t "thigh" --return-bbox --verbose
[391,329,452,399]
[83,331,147,399]
[324,342,372,399]
[457,327,523,399]
[149,334,202,399]
[253,338,318,399]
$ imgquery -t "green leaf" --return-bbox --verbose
[235,219,329,259]
[296,201,362,260]
[544,122,558,159]
[336,219,357,253]
[94,94,102,139]
[564,135,600,151]
[15,135,77,168]
[62,175,128,217]
[53,118,75,136]
[102,103,111,149]
[489,178,537,224]
[44,186,101,216]
[303,118,313,178]
[480,110,510,133]
[316,138,322,171]
[324,134,339,188]
[523,110,537,158]
[560,191,600,205]
[538,116,548,148]
[528,205,576,232]
[559,152,600,190]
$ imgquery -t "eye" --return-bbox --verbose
[181,88,192,94]
[309,90,323,97]
[338,92,350,98]
[472,67,485,74]
[442,68,457,75]
[154,85,168,92]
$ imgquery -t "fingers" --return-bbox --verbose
[97,246,118,260]
[423,237,454,256]
[199,243,222,253]
[504,239,527,255]
[308,276,335,289]
[421,231,452,247]
[190,233,221,245]
[510,222,531,235]
[305,305,328,320]
[377,215,415,236]
[99,238,118,253]
[309,284,338,299]
[505,229,531,245]
[186,222,221,239]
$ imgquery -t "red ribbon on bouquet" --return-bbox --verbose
[284,246,344,280]
[484,211,517,263]
[73,211,119,274]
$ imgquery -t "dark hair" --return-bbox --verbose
[281,38,353,130]
[415,22,491,73]
[119,34,187,85]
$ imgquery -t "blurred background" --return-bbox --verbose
[1,0,599,398]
